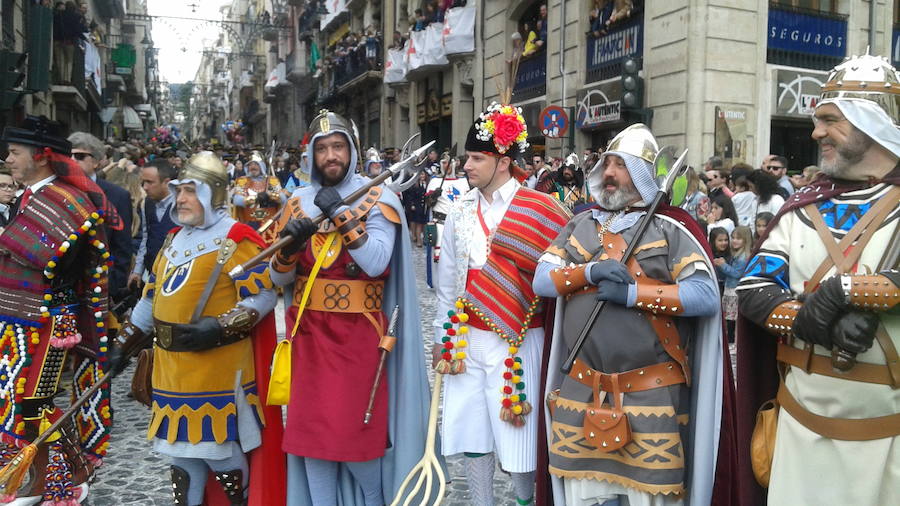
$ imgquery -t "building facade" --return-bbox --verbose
[183,0,898,172]
[1,0,162,142]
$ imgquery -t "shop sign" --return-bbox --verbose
[768,7,846,58]
[586,16,642,71]
[714,106,749,164]
[575,81,623,129]
[441,95,452,117]
[773,69,827,118]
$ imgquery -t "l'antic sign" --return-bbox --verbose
[576,81,623,129]
[773,69,827,118]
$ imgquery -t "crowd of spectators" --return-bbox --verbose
[588,0,641,38]
[411,1,468,32]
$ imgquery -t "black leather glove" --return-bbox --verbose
[595,280,630,306]
[172,317,224,352]
[793,275,847,347]
[588,259,634,285]
[830,311,880,355]
[314,186,343,218]
[280,217,318,256]
[256,191,272,207]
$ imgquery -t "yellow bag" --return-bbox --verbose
[266,232,337,406]
[751,399,779,487]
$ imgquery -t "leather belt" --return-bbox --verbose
[294,277,384,313]
[432,211,447,223]
[569,359,686,393]
[777,342,896,387]
[777,379,900,440]
[153,318,250,352]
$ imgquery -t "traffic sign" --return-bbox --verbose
[539,105,569,139]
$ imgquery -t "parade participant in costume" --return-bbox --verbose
[270,110,432,506]
[551,153,587,212]
[736,53,900,506]
[111,152,285,506]
[534,124,733,506]
[424,155,470,283]
[0,116,123,504]
[363,147,385,179]
[232,152,287,245]
[434,101,570,506]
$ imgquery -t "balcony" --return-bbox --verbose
[512,50,546,102]
[766,4,847,71]
[585,10,643,85]
[334,39,383,92]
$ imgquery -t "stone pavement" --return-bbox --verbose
[89,247,518,505]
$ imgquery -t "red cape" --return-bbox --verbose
[535,204,738,505]
[735,169,900,506]
[205,224,286,506]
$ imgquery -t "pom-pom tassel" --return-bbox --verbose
[519,401,533,416]
[434,360,452,375]
[0,444,37,498]
[450,360,466,375]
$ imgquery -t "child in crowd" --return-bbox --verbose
[715,226,752,343]
[730,176,757,227]
[709,227,731,296]
[754,211,775,245]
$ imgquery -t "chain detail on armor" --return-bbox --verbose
[765,300,802,337]
[216,306,260,344]
[843,273,900,311]
[213,469,247,506]
[634,282,684,315]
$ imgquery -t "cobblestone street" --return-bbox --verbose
[90,247,517,505]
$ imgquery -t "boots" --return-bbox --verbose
[213,469,247,506]
[171,465,194,506]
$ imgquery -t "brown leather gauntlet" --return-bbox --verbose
[116,321,153,359]
[764,300,802,337]
[548,264,591,295]
[634,283,684,316]
[216,306,261,345]
[334,208,368,249]
[271,250,298,273]
[843,273,899,311]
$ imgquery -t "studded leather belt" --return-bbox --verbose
[294,276,384,313]
[568,359,686,393]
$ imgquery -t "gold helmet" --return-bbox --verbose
[820,52,900,124]
[179,152,229,208]
[605,123,658,164]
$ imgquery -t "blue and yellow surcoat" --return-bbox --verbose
[143,226,273,445]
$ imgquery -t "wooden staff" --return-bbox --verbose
[364,305,400,424]
[228,140,436,279]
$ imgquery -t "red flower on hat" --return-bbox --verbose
[490,111,525,154]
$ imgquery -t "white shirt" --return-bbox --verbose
[29,174,57,193]
[433,177,521,343]
[470,177,520,268]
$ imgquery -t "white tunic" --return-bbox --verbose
[744,185,900,506]
[434,178,543,473]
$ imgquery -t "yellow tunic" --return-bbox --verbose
[143,230,273,445]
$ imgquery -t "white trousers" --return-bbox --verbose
[440,326,544,473]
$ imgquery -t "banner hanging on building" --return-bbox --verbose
[384,48,407,84]
[444,5,476,55]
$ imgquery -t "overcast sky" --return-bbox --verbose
[148,0,232,83]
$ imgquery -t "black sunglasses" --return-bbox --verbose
[72,152,93,161]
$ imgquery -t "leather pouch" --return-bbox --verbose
[751,398,779,487]
[583,373,632,452]
[131,348,154,407]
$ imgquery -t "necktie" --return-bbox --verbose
[18,188,33,212]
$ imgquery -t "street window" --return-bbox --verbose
[771,0,837,14]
